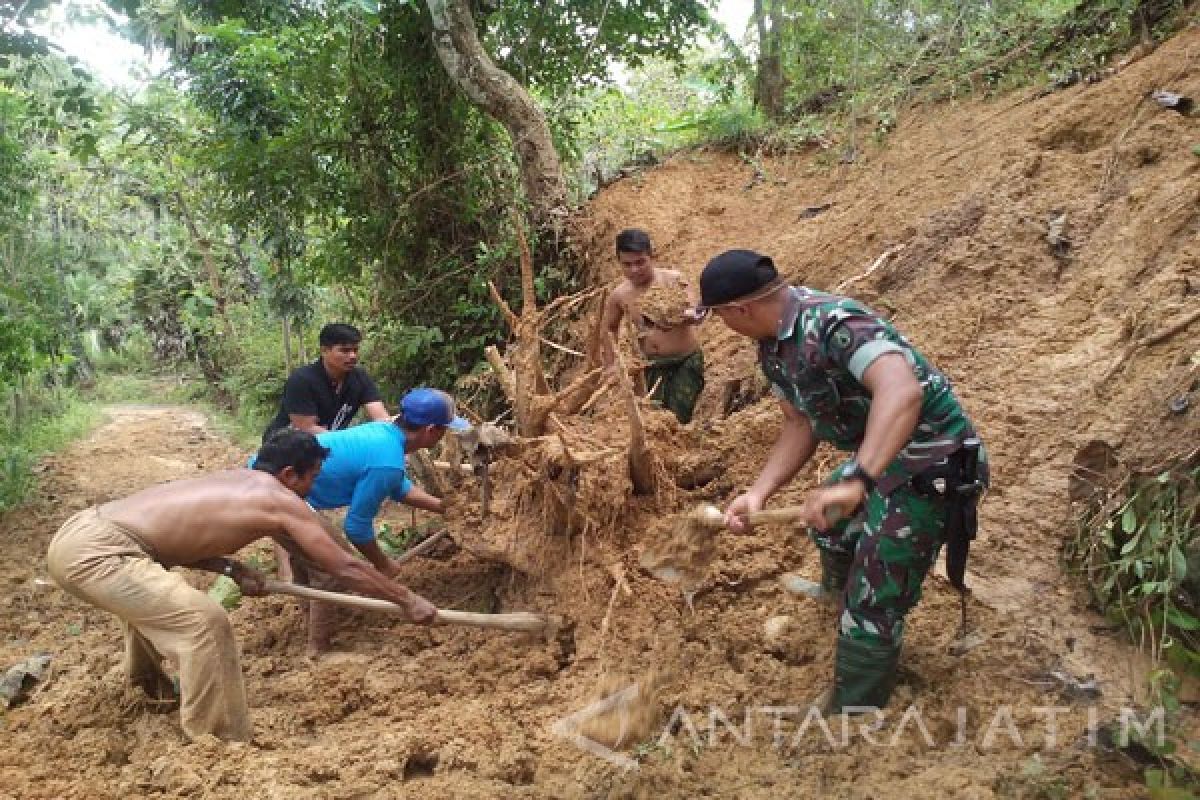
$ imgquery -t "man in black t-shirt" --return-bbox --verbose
[262,323,391,443]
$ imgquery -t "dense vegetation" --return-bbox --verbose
[0,0,1187,508]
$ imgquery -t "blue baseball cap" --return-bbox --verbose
[400,388,471,431]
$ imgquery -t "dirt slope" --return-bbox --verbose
[2,26,1198,800]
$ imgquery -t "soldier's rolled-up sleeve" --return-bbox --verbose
[822,315,907,383]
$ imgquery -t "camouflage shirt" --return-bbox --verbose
[758,287,978,493]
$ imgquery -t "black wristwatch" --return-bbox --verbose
[841,460,877,495]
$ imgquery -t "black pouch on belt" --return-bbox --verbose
[911,437,985,593]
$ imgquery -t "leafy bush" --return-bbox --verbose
[1067,456,1199,675]
[215,304,291,429]
[1066,451,1199,794]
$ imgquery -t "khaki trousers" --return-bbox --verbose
[46,508,252,742]
[276,510,351,652]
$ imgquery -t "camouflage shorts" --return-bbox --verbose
[645,350,705,424]
[811,459,949,645]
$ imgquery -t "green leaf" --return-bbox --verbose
[208,575,242,610]
[1192,145,1200,157]
[1121,506,1138,534]
[1165,643,1200,670]
[1169,544,1187,585]
[1121,534,1141,555]
[1166,607,1200,631]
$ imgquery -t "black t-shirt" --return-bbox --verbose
[262,360,383,442]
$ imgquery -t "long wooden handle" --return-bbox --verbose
[750,504,846,527]
[262,580,554,634]
[695,503,846,529]
[744,505,808,525]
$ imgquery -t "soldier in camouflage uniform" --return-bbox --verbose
[698,249,988,713]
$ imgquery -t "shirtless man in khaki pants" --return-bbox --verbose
[46,429,436,741]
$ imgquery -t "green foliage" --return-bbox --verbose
[1145,763,1199,799]
[741,0,1188,153]
[1066,460,1199,676]
[483,0,714,92]
[213,303,290,431]
[207,575,243,610]
[89,371,191,404]
[0,385,101,512]
[377,520,441,557]
[1066,455,1200,795]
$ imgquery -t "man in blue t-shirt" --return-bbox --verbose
[258,387,470,654]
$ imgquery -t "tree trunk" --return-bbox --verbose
[52,203,93,384]
[171,188,236,343]
[426,0,567,228]
[753,0,788,120]
[281,317,293,373]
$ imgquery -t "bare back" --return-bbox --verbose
[97,468,435,623]
[100,470,316,567]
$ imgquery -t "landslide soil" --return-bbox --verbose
[3,28,1199,799]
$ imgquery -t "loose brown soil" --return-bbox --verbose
[637,280,693,330]
[3,28,1199,799]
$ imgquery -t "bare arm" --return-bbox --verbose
[362,401,390,422]
[400,485,445,514]
[352,537,399,576]
[854,352,922,476]
[795,352,923,528]
[287,413,327,433]
[280,501,436,623]
[725,400,817,532]
[599,290,625,367]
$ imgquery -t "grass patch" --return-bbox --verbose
[0,386,103,513]
[89,371,202,405]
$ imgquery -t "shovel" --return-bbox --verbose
[640,503,845,592]
[263,579,560,637]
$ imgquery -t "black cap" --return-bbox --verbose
[699,250,780,307]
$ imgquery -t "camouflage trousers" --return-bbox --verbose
[645,350,705,424]
[811,459,949,646]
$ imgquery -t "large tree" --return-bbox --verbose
[426,0,566,229]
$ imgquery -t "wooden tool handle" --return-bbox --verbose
[435,608,550,632]
[262,580,553,634]
[744,505,806,525]
[745,504,846,528]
